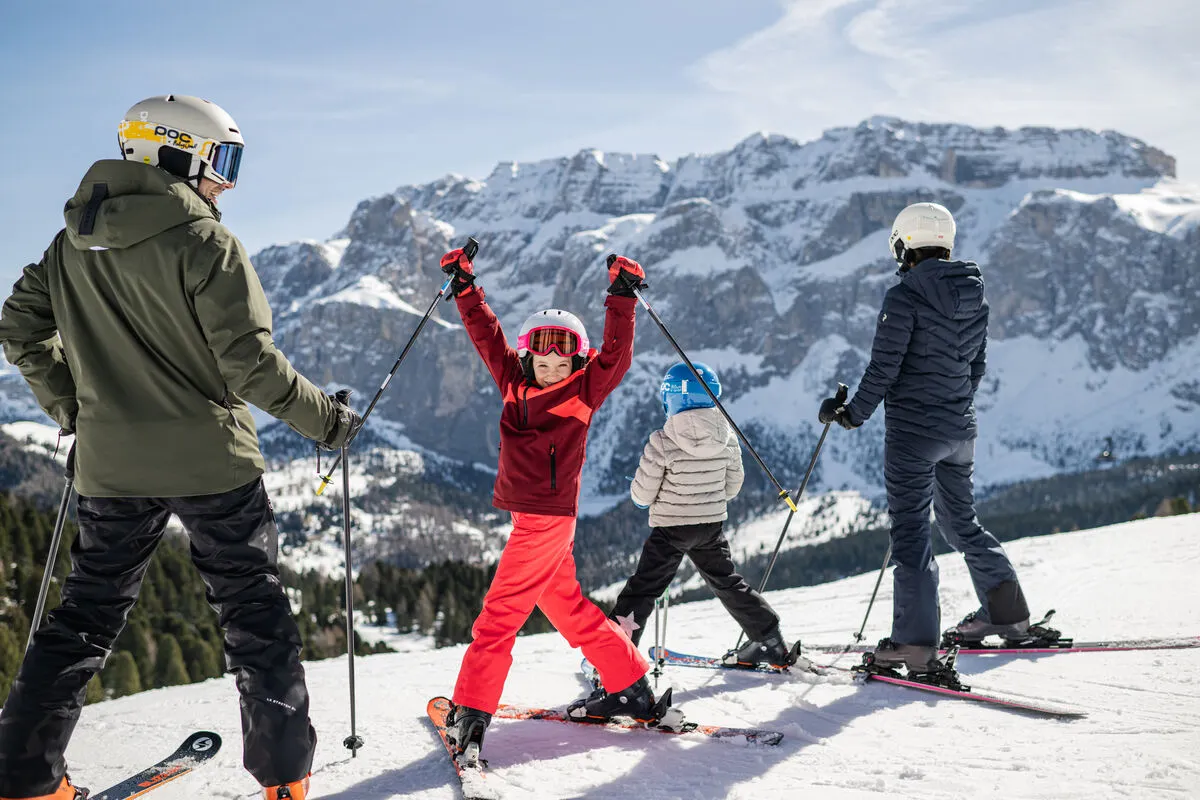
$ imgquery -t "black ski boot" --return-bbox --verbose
[446,704,492,767]
[567,676,668,723]
[721,627,798,669]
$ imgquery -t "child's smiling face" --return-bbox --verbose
[532,353,572,387]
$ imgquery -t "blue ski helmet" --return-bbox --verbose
[660,362,721,417]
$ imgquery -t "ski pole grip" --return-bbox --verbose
[463,236,480,262]
[835,382,849,404]
[65,443,76,480]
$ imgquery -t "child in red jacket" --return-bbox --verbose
[438,246,664,756]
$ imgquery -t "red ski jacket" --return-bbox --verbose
[455,287,636,517]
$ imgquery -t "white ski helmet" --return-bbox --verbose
[117,95,245,188]
[517,309,590,378]
[888,202,956,264]
[517,309,590,358]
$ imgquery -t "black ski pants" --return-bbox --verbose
[609,521,780,647]
[0,478,316,796]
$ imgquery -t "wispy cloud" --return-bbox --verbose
[687,0,1200,177]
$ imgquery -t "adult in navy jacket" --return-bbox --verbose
[820,202,1040,673]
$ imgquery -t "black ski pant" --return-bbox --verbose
[885,432,1028,646]
[609,521,780,647]
[0,478,316,796]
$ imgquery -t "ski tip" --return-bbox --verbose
[180,731,221,756]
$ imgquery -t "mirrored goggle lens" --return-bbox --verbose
[210,142,244,185]
[527,328,581,357]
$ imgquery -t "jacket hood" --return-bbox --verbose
[663,407,731,458]
[63,160,218,251]
[901,259,985,320]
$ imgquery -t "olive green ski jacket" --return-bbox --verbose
[0,159,337,497]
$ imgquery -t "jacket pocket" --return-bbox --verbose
[549,443,557,491]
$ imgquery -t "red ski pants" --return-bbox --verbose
[453,512,648,714]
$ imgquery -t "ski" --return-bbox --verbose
[646,646,830,676]
[813,610,1198,655]
[91,731,221,800]
[426,697,501,800]
[494,701,784,746]
[809,635,1200,656]
[842,649,1086,718]
[645,646,1084,718]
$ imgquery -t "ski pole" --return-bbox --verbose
[732,383,846,650]
[316,236,480,495]
[651,589,669,688]
[628,281,799,513]
[26,444,76,655]
[849,542,893,649]
[340,443,365,756]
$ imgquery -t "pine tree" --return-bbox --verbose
[153,634,191,687]
[85,673,105,705]
[178,633,221,681]
[103,651,142,698]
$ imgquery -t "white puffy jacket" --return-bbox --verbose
[630,406,744,528]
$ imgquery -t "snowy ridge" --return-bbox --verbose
[59,514,1200,798]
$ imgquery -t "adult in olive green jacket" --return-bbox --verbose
[0,95,352,800]
[0,156,344,496]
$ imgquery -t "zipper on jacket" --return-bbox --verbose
[521,384,530,428]
[549,443,557,490]
[221,391,245,432]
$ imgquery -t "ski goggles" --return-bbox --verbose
[207,142,244,186]
[519,326,584,357]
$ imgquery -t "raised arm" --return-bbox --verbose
[441,244,522,388]
[582,255,646,406]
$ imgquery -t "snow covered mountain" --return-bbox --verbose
[2,117,1198,578]
[58,514,1200,799]
[250,116,1200,514]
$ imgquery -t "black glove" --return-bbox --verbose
[818,397,859,430]
[320,389,363,451]
[606,254,648,297]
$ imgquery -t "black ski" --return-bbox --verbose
[91,731,221,800]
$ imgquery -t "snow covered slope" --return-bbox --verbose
[61,514,1200,799]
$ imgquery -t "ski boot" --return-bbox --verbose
[859,639,968,690]
[969,610,1071,649]
[1,775,89,800]
[263,775,310,800]
[567,675,674,725]
[941,609,1030,648]
[720,627,804,670]
[446,704,492,768]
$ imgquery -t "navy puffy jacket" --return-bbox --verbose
[845,259,988,441]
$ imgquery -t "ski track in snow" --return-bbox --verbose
[66,515,1200,799]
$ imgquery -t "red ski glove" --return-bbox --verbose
[606,255,647,297]
[440,247,476,297]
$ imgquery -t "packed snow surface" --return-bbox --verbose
[63,515,1199,799]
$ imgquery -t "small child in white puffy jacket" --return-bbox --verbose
[608,362,797,669]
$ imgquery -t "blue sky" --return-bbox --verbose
[1,0,1196,284]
